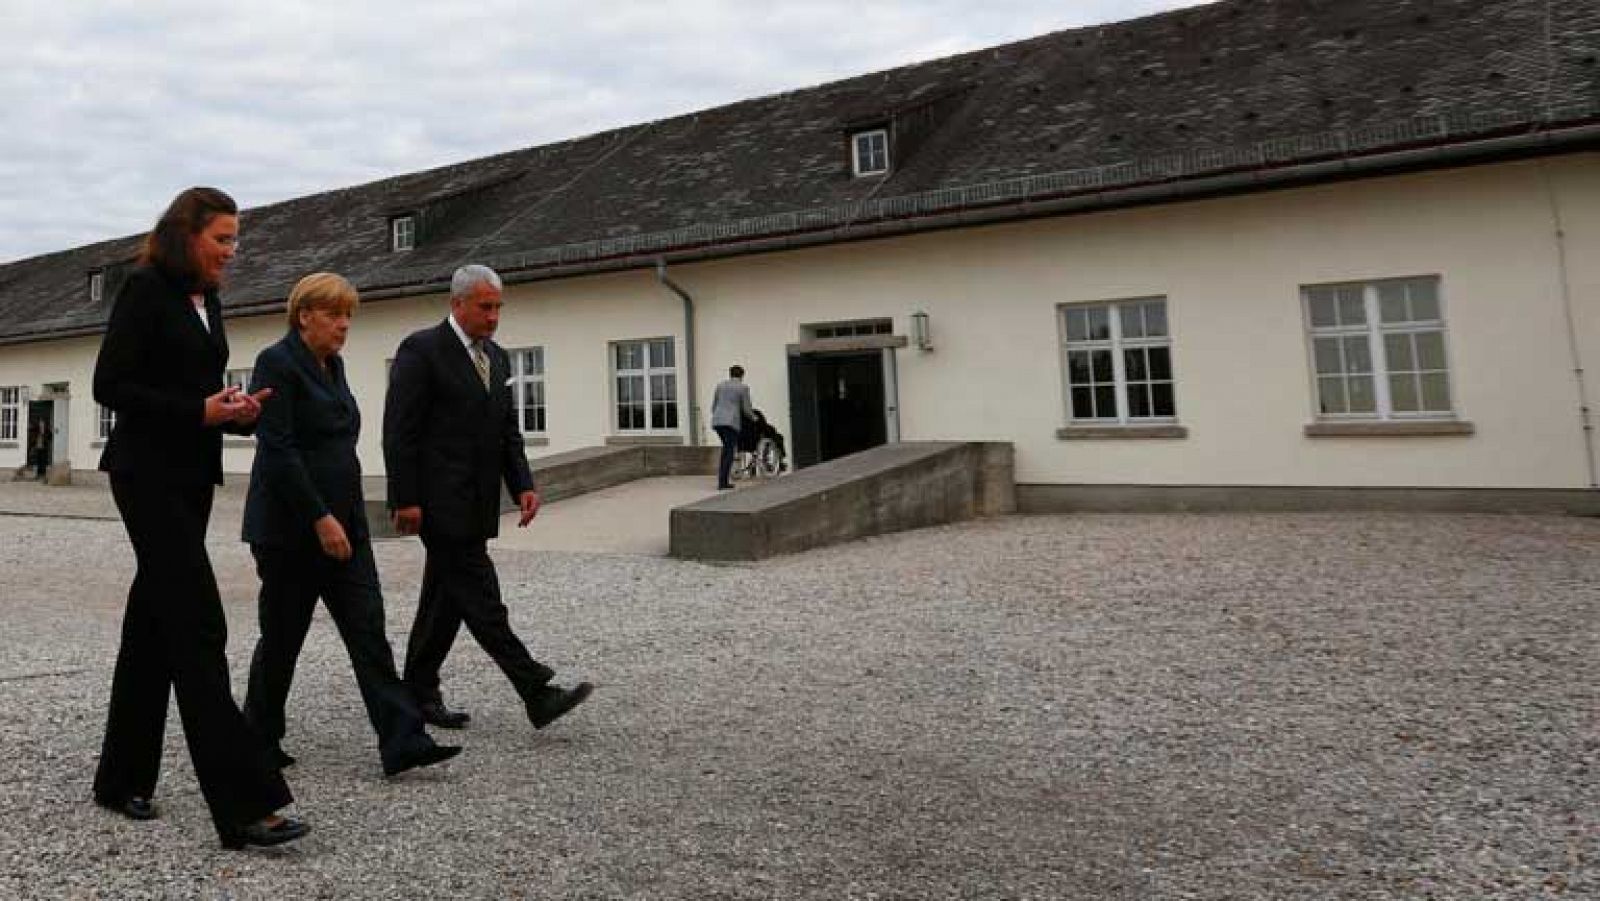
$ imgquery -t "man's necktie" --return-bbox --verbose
[470,340,491,390]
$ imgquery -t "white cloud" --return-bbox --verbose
[0,0,1208,263]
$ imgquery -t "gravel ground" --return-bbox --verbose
[0,501,1595,900]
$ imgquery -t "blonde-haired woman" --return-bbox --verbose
[241,272,460,777]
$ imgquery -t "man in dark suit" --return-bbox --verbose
[383,264,592,732]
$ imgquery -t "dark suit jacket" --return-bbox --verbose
[94,264,246,486]
[383,319,534,543]
[241,329,369,549]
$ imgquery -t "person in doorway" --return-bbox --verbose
[91,186,308,849]
[240,272,462,778]
[383,264,593,733]
[711,364,754,489]
[29,418,49,480]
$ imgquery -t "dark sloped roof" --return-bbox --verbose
[4,0,1598,343]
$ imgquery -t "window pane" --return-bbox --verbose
[1409,280,1440,321]
[615,343,640,370]
[1383,334,1415,372]
[1318,377,1348,414]
[1314,337,1344,375]
[1151,383,1176,417]
[1087,308,1110,340]
[1093,386,1116,419]
[1147,347,1172,381]
[1128,384,1151,418]
[1119,305,1144,339]
[1390,374,1419,412]
[1124,348,1148,381]
[1307,290,1337,328]
[1420,373,1451,411]
[1414,331,1447,370]
[1070,386,1094,419]
[1378,282,1409,323]
[522,408,540,431]
[1347,375,1376,413]
[651,373,676,402]
[1091,350,1113,383]
[1342,336,1372,374]
[650,339,674,368]
[1144,302,1168,337]
[1336,287,1366,326]
[1065,309,1090,342]
[1067,351,1091,384]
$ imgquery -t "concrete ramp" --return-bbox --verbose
[670,441,1014,561]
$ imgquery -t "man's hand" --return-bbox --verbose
[314,514,353,561]
[517,490,541,527]
[202,386,248,426]
[391,505,423,536]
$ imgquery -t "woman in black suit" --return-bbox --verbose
[92,186,308,849]
[240,273,460,777]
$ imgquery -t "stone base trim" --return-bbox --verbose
[1017,483,1600,515]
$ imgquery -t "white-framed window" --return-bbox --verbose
[1060,298,1176,422]
[807,319,894,340]
[89,271,104,304]
[224,368,253,392]
[97,403,117,440]
[612,338,678,433]
[852,128,889,176]
[0,387,20,441]
[508,346,546,434]
[1304,276,1453,419]
[391,215,415,252]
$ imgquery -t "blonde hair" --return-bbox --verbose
[286,272,359,328]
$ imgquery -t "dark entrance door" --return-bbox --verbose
[787,352,886,469]
[26,400,52,478]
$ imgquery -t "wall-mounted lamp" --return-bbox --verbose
[910,310,933,351]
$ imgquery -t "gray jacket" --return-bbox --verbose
[710,378,754,431]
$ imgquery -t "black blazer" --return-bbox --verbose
[383,320,534,542]
[94,264,245,486]
[241,329,369,549]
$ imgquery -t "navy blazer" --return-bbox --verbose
[94,264,243,486]
[382,319,534,543]
[241,329,369,548]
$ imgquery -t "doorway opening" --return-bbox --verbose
[787,349,899,468]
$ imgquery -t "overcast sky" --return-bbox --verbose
[0,1,1206,264]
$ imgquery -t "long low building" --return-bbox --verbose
[2,0,1598,510]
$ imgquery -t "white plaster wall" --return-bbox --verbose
[4,155,1596,489]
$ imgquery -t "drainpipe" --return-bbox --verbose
[655,259,700,446]
[1540,161,1598,488]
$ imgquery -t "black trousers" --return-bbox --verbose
[95,475,291,838]
[243,540,433,770]
[403,535,554,712]
[715,425,738,487]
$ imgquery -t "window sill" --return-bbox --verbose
[0,441,17,449]
[524,435,550,447]
[1057,424,1188,440]
[1304,420,1474,437]
[606,434,684,446]
[90,440,108,449]
[223,437,257,448]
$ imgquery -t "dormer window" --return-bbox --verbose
[391,215,416,252]
[88,270,104,304]
[852,128,889,176]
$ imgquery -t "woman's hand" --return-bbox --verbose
[202,386,274,426]
[314,514,353,561]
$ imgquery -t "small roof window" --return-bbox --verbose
[88,270,104,304]
[852,128,889,176]
[391,215,416,253]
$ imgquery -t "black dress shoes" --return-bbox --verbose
[220,815,310,850]
[419,700,470,729]
[527,682,595,730]
[95,795,158,821]
[269,745,297,769]
[383,742,463,777]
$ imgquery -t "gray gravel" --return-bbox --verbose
[0,501,1595,900]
